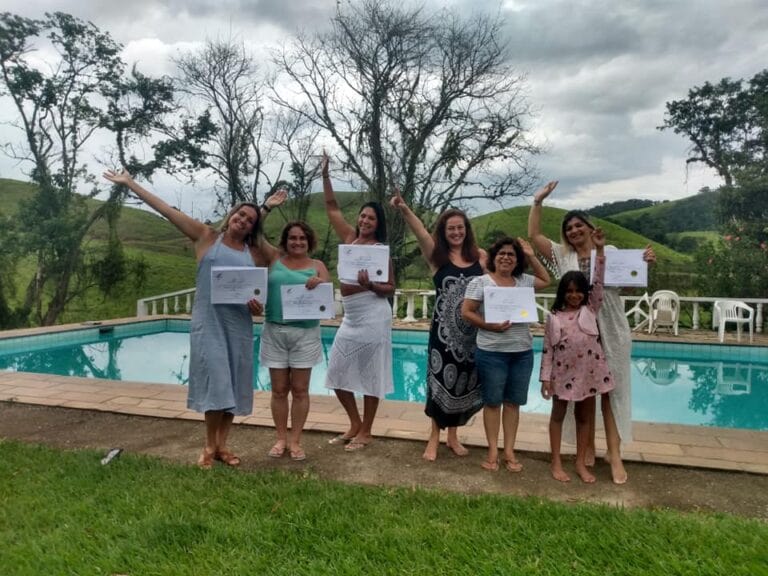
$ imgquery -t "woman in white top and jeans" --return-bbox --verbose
[461,237,550,472]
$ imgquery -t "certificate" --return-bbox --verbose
[337,244,390,283]
[482,286,539,324]
[281,283,335,320]
[590,249,647,287]
[210,266,268,304]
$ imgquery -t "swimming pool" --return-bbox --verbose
[1,319,766,431]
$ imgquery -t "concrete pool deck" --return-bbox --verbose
[1,316,767,475]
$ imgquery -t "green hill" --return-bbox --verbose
[602,190,719,252]
[0,178,697,324]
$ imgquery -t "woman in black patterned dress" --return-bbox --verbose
[391,195,486,461]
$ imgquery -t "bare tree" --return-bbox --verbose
[269,107,323,222]
[273,0,538,271]
[175,37,269,208]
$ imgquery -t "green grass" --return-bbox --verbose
[1,441,766,576]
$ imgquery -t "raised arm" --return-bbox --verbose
[103,170,211,244]
[321,152,356,243]
[520,238,551,290]
[390,192,436,270]
[527,180,559,257]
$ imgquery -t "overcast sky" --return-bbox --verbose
[2,0,767,217]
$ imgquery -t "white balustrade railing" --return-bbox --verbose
[137,287,767,334]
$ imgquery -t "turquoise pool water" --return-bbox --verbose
[1,319,767,431]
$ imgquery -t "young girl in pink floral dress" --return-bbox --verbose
[540,228,614,483]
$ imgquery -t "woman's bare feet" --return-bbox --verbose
[446,440,469,457]
[550,463,571,482]
[422,437,439,461]
[607,453,628,484]
[575,462,596,483]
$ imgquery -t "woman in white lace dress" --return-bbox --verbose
[528,181,655,484]
[321,153,395,452]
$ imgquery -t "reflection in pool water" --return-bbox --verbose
[1,322,766,431]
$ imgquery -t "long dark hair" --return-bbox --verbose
[356,201,387,243]
[431,208,480,268]
[551,271,590,312]
[560,210,595,251]
[486,236,525,276]
[220,202,261,246]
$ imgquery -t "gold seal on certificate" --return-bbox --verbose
[483,286,539,324]
[590,249,647,287]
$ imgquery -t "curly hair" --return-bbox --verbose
[279,221,317,252]
[486,236,526,276]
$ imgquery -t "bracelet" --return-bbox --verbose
[533,199,542,206]
[261,203,271,213]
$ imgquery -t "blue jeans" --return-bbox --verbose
[475,348,533,407]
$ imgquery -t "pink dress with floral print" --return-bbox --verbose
[540,256,615,402]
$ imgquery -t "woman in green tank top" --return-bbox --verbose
[259,221,331,461]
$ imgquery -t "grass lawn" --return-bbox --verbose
[1,441,765,575]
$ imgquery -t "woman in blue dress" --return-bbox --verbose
[390,194,486,461]
[103,169,282,469]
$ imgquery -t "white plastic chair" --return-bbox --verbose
[716,362,752,395]
[625,292,650,332]
[714,300,754,343]
[644,358,679,386]
[649,290,680,336]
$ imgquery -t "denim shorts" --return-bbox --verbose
[475,348,533,406]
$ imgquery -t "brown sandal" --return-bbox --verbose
[215,449,241,467]
[197,449,215,470]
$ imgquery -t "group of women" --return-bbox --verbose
[103,159,653,484]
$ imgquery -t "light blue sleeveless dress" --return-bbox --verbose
[187,236,255,415]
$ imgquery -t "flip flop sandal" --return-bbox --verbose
[328,434,354,445]
[344,440,371,452]
[197,449,215,470]
[505,459,523,473]
[481,460,499,471]
[268,444,287,458]
[290,448,306,461]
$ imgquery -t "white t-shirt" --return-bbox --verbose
[464,273,535,352]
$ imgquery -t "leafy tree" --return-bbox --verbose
[662,70,768,299]
[0,12,183,327]
[174,37,269,208]
[660,69,768,186]
[274,0,538,274]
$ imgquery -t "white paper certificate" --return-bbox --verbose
[210,266,268,304]
[280,283,335,320]
[590,249,647,287]
[482,286,539,324]
[337,244,390,283]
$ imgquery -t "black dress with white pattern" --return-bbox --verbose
[424,261,483,428]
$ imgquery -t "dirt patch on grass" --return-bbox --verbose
[2,402,767,520]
